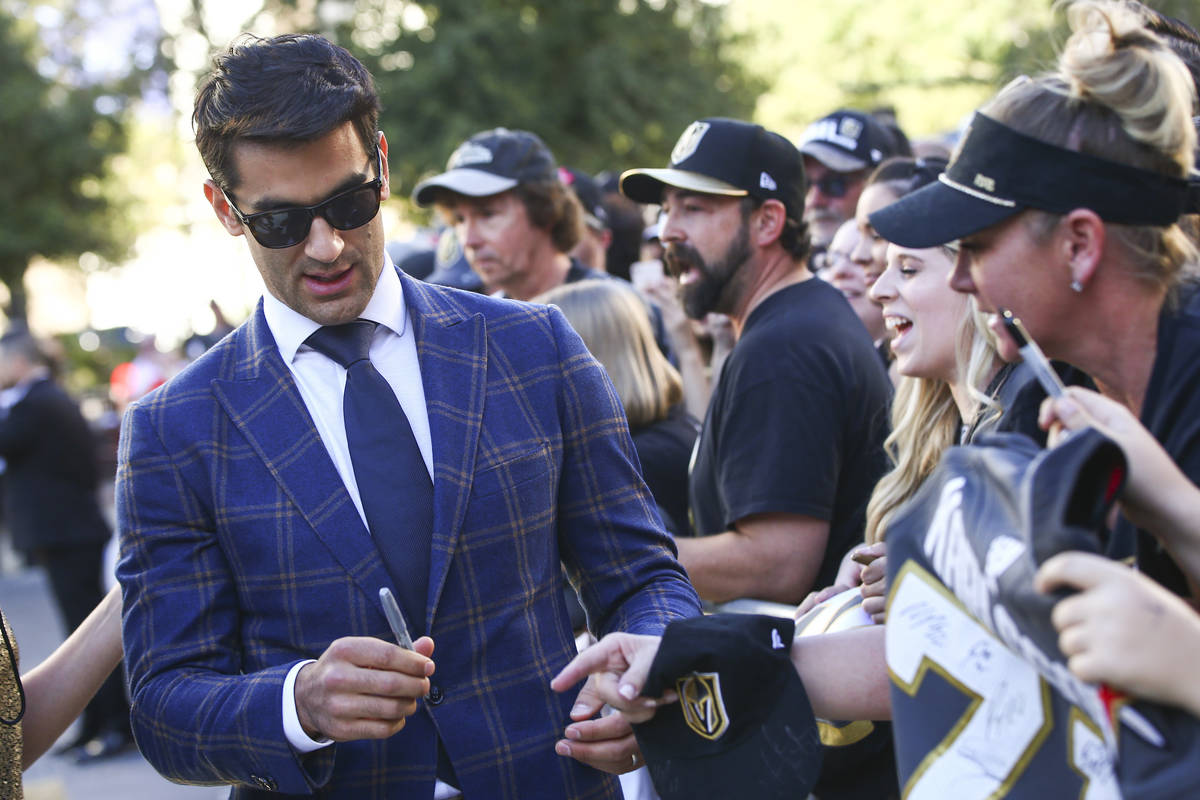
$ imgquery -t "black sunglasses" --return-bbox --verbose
[811,173,857,199]
[223,149,384,249]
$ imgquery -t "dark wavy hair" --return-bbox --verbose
[193,34,380,192]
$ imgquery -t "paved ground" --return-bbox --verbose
[2,566,227,800]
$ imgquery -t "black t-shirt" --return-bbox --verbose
[631,405,700,538]
[1126,281,1200,595]
[688,279,892,591]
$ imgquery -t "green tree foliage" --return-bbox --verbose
[732,0,1200,141]
[0,8,146,320]
[728,0,1061,140]
[257,0,764,207]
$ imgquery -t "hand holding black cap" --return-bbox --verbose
[632,614,822,800]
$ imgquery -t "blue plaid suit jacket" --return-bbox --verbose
[116,271,701,798]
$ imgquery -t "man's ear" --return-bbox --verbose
[203,180,245,238]
[752,198,786,248]
[1059,208,1105,291]
[378,131,391,201]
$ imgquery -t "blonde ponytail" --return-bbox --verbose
[983,0,1198,289]
[1060,0,1196,174]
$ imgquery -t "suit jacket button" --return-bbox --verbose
[427,685,444,705]
[250,774,277,791]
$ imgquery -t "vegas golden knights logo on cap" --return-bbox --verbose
[671,121,711,165]
[676,672,730,740]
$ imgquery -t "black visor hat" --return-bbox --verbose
[870,112,1190,248]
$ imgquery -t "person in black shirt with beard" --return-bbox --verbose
[621,118,892,605]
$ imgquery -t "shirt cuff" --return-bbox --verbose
[282,660,334,753]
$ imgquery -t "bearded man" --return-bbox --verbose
[620,118,892,604]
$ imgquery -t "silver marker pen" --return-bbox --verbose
[379,587,414,650]
[1000,309,1066,398]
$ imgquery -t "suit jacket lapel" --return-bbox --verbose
[210,304,392,603]
[403,274,485,627]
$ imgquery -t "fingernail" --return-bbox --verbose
[619,683,637,701]
[555,742,571,757]
[565,726,580,740]
[571,703,589,716]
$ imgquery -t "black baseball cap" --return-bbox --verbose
[632,614,822,800]
[558,166,609,230]
[413,128,557,207]
[870,112,1191,249]
[620,118,806,221]
[798,109,899,173]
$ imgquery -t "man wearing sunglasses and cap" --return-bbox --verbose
[116,33,699,799]
[621,118,891,609]
[798,109,906,251]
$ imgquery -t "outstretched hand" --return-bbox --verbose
[551,633,672,723]
[551,633,673,774]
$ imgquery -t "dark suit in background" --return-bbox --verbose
[0,374,129,747]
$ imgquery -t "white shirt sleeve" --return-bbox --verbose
[282,660,334,752]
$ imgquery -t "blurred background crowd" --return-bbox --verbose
[2,0,1177,432]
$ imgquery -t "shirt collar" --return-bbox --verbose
[264,254,408,364]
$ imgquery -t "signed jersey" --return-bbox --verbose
[885,430,1200,800]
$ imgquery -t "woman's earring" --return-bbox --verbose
[1070,279,1083,293]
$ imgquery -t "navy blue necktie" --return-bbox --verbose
[305,321,432,633]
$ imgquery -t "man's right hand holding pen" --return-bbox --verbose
[295,635,436,742]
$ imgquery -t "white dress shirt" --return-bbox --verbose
[262,261,460,798]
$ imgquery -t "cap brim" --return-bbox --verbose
[620,168,746,205]
[639,673,822,800]
[868,177,1022,249]
[412,169,519,206]
[799,141,867,173]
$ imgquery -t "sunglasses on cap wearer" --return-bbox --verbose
[221,148,384,249]
[810,171,863,199]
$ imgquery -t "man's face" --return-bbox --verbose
[205,123,389,326]
[660,188,753,320]
[443,191,546,293]
[803,157,866,250]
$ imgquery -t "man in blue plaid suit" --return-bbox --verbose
[115,34,700,799]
